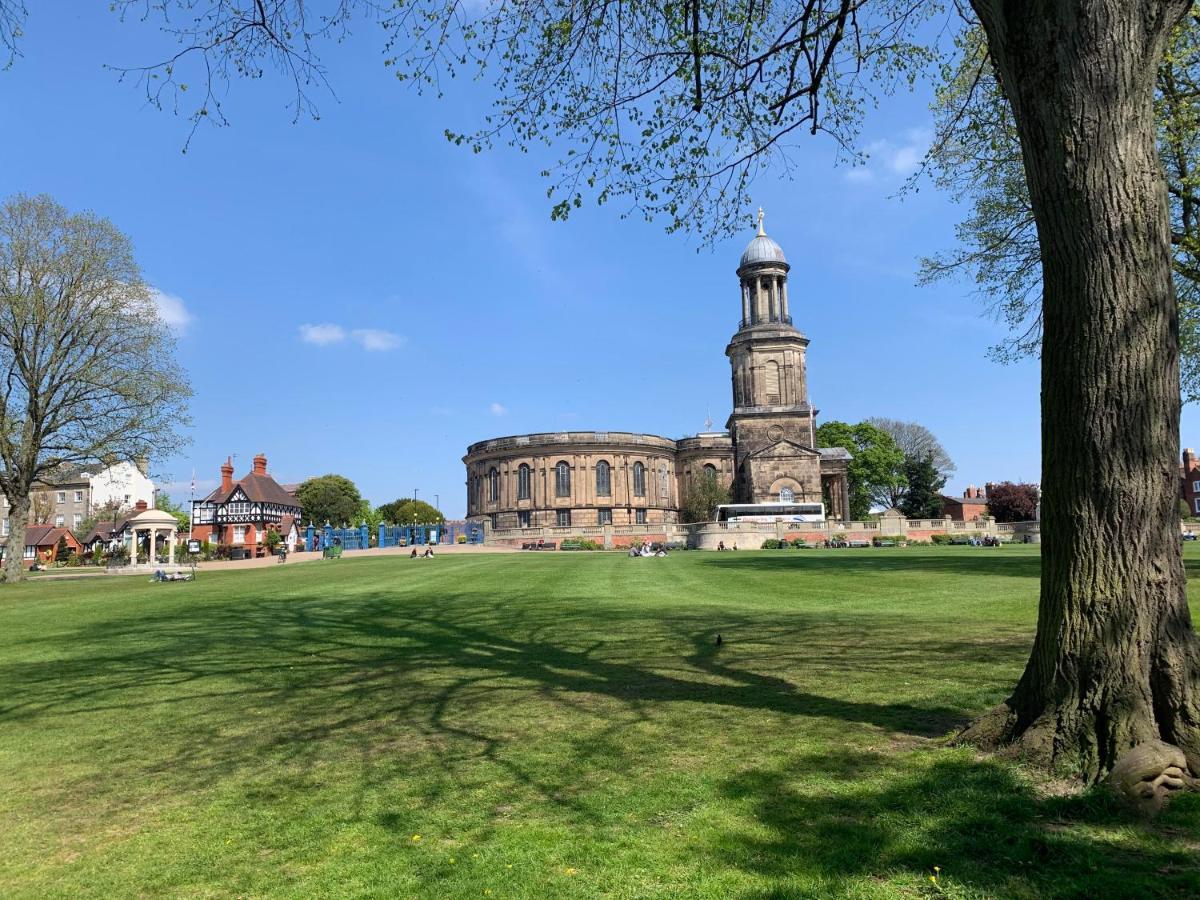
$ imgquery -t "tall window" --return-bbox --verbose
[56,491,65,503]
[557,509,572,527]
[598,508,612,525]
[518,464,531,500]
[703,464,717,478]
[633,462,646,497]
[596,460,611,496]
[555,462,571,497]
[660,464,670,498]
[488,467,500,503]
[232,525,246,544]
[55,515,64,527]
[74,490,84,503]
[635,508,647,524]
[518,510,531,528]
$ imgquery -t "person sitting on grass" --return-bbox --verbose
[410,548,418,559]
[423,545,435,558]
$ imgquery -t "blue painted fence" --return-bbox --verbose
[303,521,483,553]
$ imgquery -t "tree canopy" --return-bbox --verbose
[0,193,191,582]
[815,421,905,519]
[922,14,1200,400]
[865,417,955,508]
[985,481,1039,523]
[680,469,731,523]
[897,455,946,519]
[296,474,364,526]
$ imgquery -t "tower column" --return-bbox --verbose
[741,282,750,325]
[781,279,790,321]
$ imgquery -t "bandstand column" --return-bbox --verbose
[168,530,176,565]
[781,279,790,320]
[150,529,158,565]
[841,475,851,523]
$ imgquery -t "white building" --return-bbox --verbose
[83,461,156,511]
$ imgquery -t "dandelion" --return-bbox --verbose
[449,857,457,864]
[506,864,513,869]
[411,835,422,843]
[564,867,578,876]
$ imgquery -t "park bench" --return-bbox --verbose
[950,538,972,545]
[847,539,872,548]
[323,544,344,560]
[521,542,557,550]
[874,540,896,547]
[560,540,583,551]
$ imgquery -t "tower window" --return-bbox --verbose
[517,464,531,500]
[488,467,500,503]
[779,487,794,503]
[633,462,646,497]
[596,460,611,496]
[555,462,571,497]
[557,509,572,527]
[598,508,612,525]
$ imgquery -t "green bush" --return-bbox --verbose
[790,538,808,548]
[930,533,955,545]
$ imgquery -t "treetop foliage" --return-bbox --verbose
[296,473,364,526]
[14,0,946,241]
[815,419,905,519]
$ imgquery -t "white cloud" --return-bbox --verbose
[152,289,194,334]
[490,402,508,416]
[351,328,405,352]
[300,323,405,352]
[299,323,347,346]
[845,128,930,183]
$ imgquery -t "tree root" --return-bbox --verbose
[954,704,1199,815]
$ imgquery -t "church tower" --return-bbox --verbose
[726,211,849,516]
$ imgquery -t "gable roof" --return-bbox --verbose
[202,471,301,508]
[746,439,821,460]
[24,525,77,547]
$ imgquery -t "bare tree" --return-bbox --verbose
[865,416,955,507]
[0,194,191,583]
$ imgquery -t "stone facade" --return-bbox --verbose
[463,212,851,527]
[463,431,735,528]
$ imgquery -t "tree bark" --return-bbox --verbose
[2,495,29,584]
[962,0,1200,782]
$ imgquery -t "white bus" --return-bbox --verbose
[716,502,826,524]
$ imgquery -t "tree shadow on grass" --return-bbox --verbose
[717,749,1200,898]
[700,548,1044,580]
[0,576,1031,833]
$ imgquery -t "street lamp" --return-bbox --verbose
[435,493,440,512]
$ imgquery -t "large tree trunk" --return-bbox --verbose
[2,495,30,584]
[963,0,1200,782]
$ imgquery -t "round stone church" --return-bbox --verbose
[463,214,852,529]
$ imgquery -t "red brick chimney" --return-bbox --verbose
[252,452,267,476]
[964,484,975,498]
[220,456,234,492]
[134,500,148,512]
[1185,448,1196,472]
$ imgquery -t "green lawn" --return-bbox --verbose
[1,546,1197,899]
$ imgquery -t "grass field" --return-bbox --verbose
[1,546,1198,898]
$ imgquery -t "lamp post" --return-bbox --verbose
[435,493,439,512]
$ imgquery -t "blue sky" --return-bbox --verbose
[4,3,1190,517]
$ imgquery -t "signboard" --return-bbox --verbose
[187,539,201,554]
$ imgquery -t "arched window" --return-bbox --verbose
[703,464,717,479]
[555,461,571,497]
[595,460,611,496]
[660,463,670,498]
[633,462,646,497]
[779,487,794,503]
[517,464,531,500]
[488,467,500,503]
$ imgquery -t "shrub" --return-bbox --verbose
[790,538,808,548]
[930,533,955,545]
[107,545,129,565]
[215,543,233,560]
[761,538,790,549]
[65,554,82,567]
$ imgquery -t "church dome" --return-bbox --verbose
[740,233,787,267]
[739,209,787,267]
